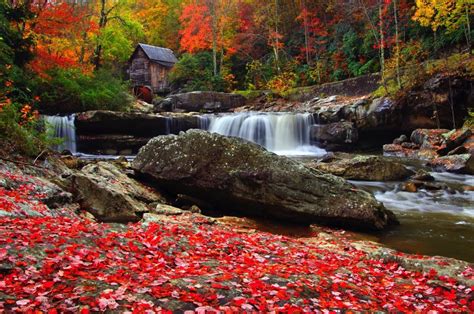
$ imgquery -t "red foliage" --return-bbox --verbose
[0,170,473,312]
[296,7,328,60]
[179,3,212,53]
[27,1,97,75]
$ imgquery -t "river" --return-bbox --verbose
[351,170,474,262]
[45,113,474,262]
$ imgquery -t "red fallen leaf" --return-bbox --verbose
[80,308,90,314]
[0,248,7,260]
[427,268,437,278]
[43,281,55,289]
[211,283,229,290]
[233,297,247,306]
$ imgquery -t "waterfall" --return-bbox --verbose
[204,112,325,156]
[43,115,77,154]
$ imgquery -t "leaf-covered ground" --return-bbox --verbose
[1,167,474,312]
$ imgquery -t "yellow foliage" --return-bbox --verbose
[266,71,297,94]
[413,0,473,33]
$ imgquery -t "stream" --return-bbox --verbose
[77,152,474,262]
[45,114,474,262]
[351,171,474,263]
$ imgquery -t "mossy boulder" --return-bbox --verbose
[132,130,397,230]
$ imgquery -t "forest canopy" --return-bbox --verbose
[0,0,472,116]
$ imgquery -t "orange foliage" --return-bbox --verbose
[28,1,97,75]
[179,2,212,53]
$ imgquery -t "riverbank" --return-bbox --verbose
[1,153,473,312]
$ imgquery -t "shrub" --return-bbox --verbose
[0,100,53,156]
[266,71,298,94]
[33,68,132,114]
[233,90,264,100]
[169,52,231,92]
[245,60,274,90]
[463,110,474,129]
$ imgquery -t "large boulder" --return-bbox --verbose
[308,155,414,181]
[132,130,397,230]
[398,74,472,130]
[428,154,474,175]
[410,128,450,148]
[437,128,473,155]
[155,91,246,113]
[72,162,167,222]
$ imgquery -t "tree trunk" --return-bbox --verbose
[379,3,387,93]
[274,0,281,73]
[93,0,107,70]
[393,0,401,89]
[302,0,310,65]
[208,0,218,76]
[466,5,472,50]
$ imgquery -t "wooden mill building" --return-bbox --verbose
[129,43,178,96]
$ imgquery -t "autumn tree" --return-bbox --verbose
[296,1,329,65]
[92,0,143,70]
[252,0,284,73]
[179,0,238,76]
[28,1,95,75]
[133,0,181,51]
[413,0,473,49]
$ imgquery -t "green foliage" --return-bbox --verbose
[33,68,132,113]
[330,69,347,82]
[0,1,35,104]
[245,60,274,90]
[0,102,53,156]
[169,52,230,92]
[463,110,474,129]
[0,2,35,69]
[374,50,473,98]
[97,16,144,67]
[233,90,264,100]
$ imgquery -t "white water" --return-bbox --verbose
[43,115,77,154]
[201,112,326,156]
[350,172,474,218]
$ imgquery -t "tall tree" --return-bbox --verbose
[27,1,95,75]
[92,0,142,70]
[179,0,237,76]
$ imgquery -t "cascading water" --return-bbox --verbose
[41,112,324,157]
[203,112,326,156]
[43,115,77,154]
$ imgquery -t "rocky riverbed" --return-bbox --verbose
[1,151,473,312]
[15,71,474,310]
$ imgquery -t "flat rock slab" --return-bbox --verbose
[132,130,397,230]
[308,155,414,181]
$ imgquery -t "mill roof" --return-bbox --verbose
[132,43,178,67]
